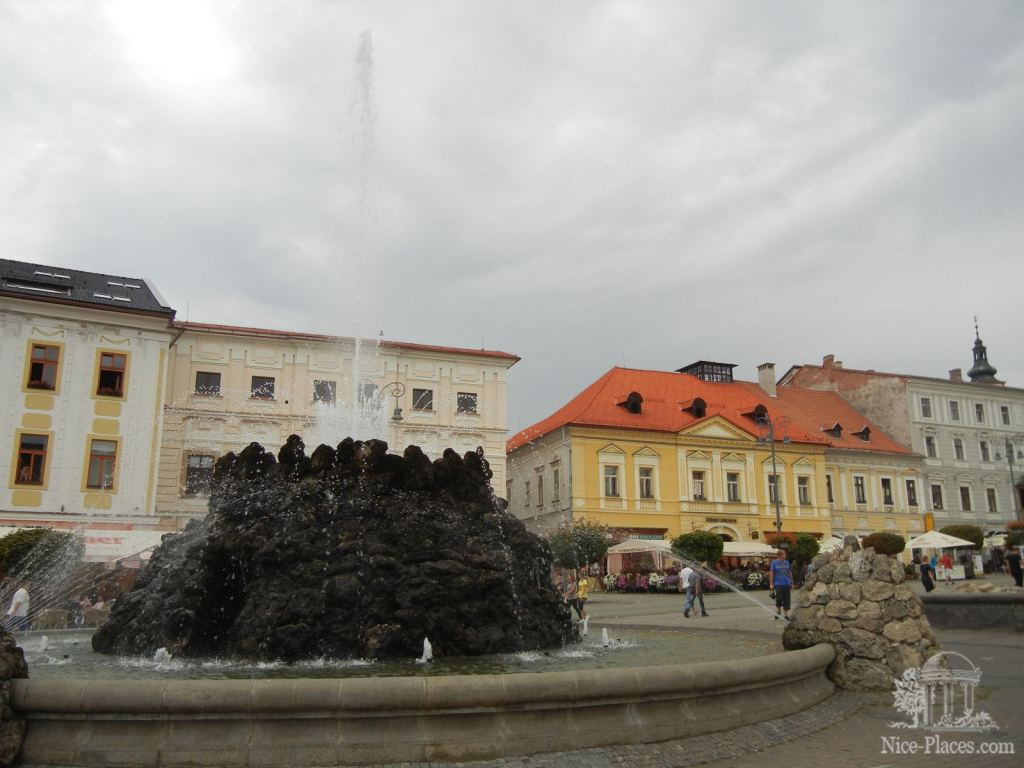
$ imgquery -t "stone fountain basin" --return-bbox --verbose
[12,644,835,767]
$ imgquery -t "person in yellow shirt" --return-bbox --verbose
[575,569,589,621]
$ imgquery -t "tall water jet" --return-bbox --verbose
[92,436,575,661]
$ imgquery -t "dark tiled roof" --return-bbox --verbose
[0,259,175,318]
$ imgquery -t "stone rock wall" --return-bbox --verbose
[783,547,939,691]
[93,437,576,662]
[0,629,27,767]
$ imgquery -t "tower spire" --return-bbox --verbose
[966,318,999,384]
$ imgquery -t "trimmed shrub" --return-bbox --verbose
[671,530,724,565]
[861,531,906,556]
[939,524,984,549]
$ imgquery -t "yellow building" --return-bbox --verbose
[507,362,925,547]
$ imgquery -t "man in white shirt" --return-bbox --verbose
[6,584,30,631]
[679,566,694,617]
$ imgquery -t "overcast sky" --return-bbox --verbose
[2,1,1022,434]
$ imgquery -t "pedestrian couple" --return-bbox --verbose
[679,565,708,618]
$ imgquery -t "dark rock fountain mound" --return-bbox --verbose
[93,437,576,661]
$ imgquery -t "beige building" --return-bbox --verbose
[157,321,518,527]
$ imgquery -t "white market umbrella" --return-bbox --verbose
[905,531,975,549]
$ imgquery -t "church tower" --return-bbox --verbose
[966,319,1000,385]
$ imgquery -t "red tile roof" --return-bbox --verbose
[175,321,519,363]
[506,367,913,455]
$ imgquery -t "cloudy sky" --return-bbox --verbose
[2,1,1022,433]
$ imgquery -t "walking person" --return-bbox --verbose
[769,550,793,621]
[940,552,953,586]
[562,571,583,621]
[575,569,589,621]
[686,568,709,617]
[1005,547,1023,588]
[679,563,694,617]
[919,557,937,593]
[5,583,30,632]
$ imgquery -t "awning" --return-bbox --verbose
[607,538,674,554]
[0,526,167,565]
[722,541,779,558]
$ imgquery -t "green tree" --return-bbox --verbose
[671,530,724,565]
[0,529,82,577]
[790,533,821,571]
[861,532,906,556]
[1005,521,1024,547]
[939,524,984,549]
[547,519,610,569]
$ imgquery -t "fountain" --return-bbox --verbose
[92,435,575,661]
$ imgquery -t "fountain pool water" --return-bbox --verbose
[24,627,778,681]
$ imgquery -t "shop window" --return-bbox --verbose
[28,344,60,390]
[16,434,48,485]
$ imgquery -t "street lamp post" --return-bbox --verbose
[757,416,784,536]
[1005,438,1022,522]
[378,381,406,452]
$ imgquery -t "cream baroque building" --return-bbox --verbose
[0,259,176,530]
[157,322,518,527]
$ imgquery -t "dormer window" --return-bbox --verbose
[824,422,843,438]
[618,391,643,415]
[681,398,707,418]
[744,404,768,422]
[853,426,871,442]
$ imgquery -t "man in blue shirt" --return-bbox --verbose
[769,549,793,621]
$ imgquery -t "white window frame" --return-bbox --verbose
[797,476,811,506]
[726,471,741,503]
[920,397,932,419]
[853,474,867,505]
[880,477,894,507]
[953,438,965,461]
[603,465,620,498]
[638,466,655,499]
[959,485,972,512]
[692,470,706,500]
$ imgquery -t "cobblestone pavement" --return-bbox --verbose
[380,589,1023,768]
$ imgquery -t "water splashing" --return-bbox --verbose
[415,637,433,664]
